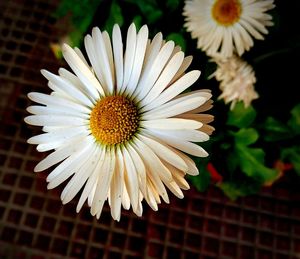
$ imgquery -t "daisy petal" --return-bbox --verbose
[110,147,124,221]
[91,148,115,217]
[62,44,104,97]
[112,24,124,93]
[138,134,188,172]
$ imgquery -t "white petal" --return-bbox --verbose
[147,128,209,142]
[92,27,114,94]
[62,43,104,98]
[134,40,175,100]
[122,146,139,211]
[28,126,87,144]
[121,182,131,210]
[145,32,163,63]
[91,148,115,216]
[41,69,93,107]
[167,145,199,176]
[141,51,185,106]
[138,134,188,172]
[110,147,124,221]
[126,143,147,195]
[142,96,206,120]
[26,105,89,119]
[122,23,137,91]
[112,24,124,93]
[27,92,90,114]
[76,147,105,212]
[165,163,190,190]
[146,129,208,157]
[88,182,97,208]
[139,32,163,85]
[84,34,106,92]
[24,115,87,127]
[47,139,94,189]
[163,180,184,199]
[132,138,170,203]
[74,47,90,67]
[126,25,148,96]
[34,135,90,172]
[142,70,201,112]
[61,144,99,204]
[36,131,89,152]
[145,183,158,211]
[141,118,202,130]
[169,55,193,85]
[102,30,115,89]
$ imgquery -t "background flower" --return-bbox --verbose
[183,0,275,58]
[211,55,258,109]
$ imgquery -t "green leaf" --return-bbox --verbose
[281,147,300,176]
[52,0,103,49]
[263,117,292,141]
[288,103,300,135]
[126,0,162,24]
[188,157,210,192]
[226,152,239,173]
[104,0,124,34]
[166,0,180,11]
[188,170,210,192]
[218,181,260,201]
[166,33,186,51]
[132,15,143,29]
[227,102,256,128]
[235,145,279,182]
[233,128,259,146]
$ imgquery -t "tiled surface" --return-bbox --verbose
[1,1,300,258]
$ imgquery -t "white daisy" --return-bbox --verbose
[183,0,275,58]
[211,54,258,109]
[25,23,214,221]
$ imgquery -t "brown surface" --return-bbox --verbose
[1,1,300,258]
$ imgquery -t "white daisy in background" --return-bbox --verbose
[211,54,258,109]
[25,23,214,221]
[183,0,275,58]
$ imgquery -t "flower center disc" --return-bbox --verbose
[212,0,241,26]
[90,96,139,145]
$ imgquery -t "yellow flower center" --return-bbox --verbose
[89,96,139,145]
[212,0,241,26]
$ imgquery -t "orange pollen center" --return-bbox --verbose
[89,96,139,145]
[212,0,241,26]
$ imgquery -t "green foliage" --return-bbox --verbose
[218,181,260,201]
[281,147,300,176]
[227,102,257,128]
[166,32,186,51]
[166,0,180,11]
[125,0,162,24]
[263,117,292,142]
[104,1,124,34]
[53,0,102,47]
[188,157,211,192]
[288,104,300,135]
[232,128,279,183]
[233,128,258,146]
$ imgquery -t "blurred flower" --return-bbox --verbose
[25,23,213,221]
[183,0,275,58]
[211,55,258,109]
[207,163,223,183]
[264,160,293,186]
